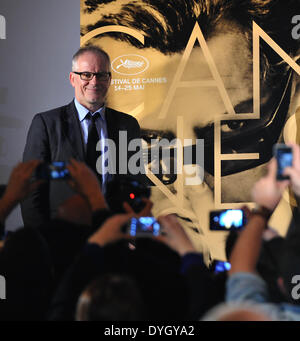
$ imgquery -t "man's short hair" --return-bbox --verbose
[72,45,111,71]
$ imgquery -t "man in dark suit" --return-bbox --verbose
[21,46,141,228]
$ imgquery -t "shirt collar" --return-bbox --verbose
[74,98,106,122]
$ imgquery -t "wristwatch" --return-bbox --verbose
[251,205,273,220]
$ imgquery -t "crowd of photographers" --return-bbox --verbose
[0,144,300,321]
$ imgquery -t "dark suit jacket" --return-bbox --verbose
[21,100,141,228]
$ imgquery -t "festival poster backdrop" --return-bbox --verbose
[80,0,300,260]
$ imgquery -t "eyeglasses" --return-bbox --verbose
[73,71,111,81]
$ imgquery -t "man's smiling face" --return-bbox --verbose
[70,51,111,112]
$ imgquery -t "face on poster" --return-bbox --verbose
[80,0,300,258]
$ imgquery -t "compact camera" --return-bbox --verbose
[35,161,70,180]
[105,176,151,213]
[127,216,161,237]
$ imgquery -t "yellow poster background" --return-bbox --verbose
[80,0,300,261]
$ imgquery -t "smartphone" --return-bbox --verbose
[35,162,70,180]
[127,216,161,237]
[211,260,231,274]
[209,209,246,231]
[273,143,293,180]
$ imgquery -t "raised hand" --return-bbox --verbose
[251,158,289,211]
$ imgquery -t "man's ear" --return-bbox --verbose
[69,72,75,87]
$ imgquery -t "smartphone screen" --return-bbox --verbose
[49,162,69,179]
[211,260,231,274]
[128,217,161,237]
[210,209,246,231]
[36,162,69,180]
[273,144,292,180]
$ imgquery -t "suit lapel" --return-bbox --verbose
[105,107,120,178]
[105,107,119,143]
[61,100,85,161]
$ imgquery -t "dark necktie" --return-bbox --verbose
[86,112,101,179]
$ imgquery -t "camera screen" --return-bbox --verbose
[128,217,161,237]
[210,209,246,230]
[49,162,69,179]
[36,162,69,180]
